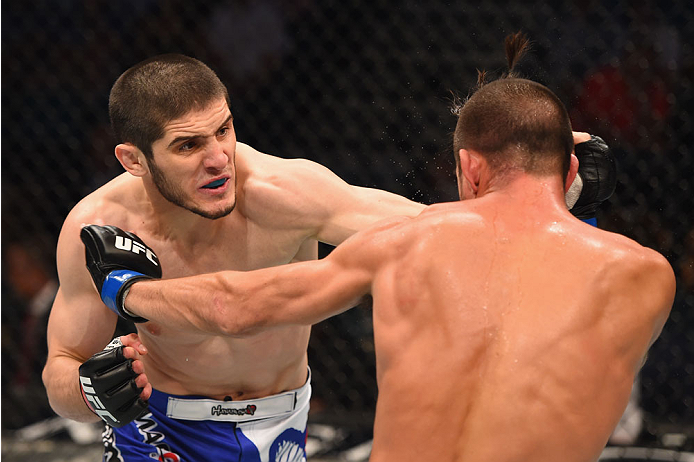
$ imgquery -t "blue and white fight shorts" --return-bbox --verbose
[102,371,311,462]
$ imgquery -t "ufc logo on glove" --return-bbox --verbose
[81,225,162,323]
[79,376,119,424]
[114,236,159,266]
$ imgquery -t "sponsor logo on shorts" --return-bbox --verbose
[102,425,124,462]
[211,404,257,416]
[134,413,182,462]
[271,428,306,462]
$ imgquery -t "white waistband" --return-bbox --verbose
[165,370,311,423]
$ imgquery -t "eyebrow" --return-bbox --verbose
[167,114,234,149]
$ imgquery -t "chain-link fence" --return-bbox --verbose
[2,0,693,459]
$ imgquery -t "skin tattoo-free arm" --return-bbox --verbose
[123,217,405,334]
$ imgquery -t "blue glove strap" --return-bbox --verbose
[582,217,597,227]
[101,269,147,314]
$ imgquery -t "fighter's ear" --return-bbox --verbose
[115,143,149,177]
[565,153,579,193]
[459,148,481,194]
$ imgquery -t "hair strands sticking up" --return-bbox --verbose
[504,31,531,78]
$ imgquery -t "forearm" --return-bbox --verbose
[125,269,324,334]
[125,260,367,335]
[43,356,100,423]
[123,272,280,336]
[124,275,231,334]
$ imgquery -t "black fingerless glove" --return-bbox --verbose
[569,135,617,220]
[78,337,149,428]
[81,225,162,323]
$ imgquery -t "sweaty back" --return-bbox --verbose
[368,201,656,462]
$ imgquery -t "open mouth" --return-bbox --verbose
[202,178,228,189]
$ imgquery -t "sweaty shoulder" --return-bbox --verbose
[403,202,487,243]
[583,225,672,277]
[237,142,340,197]
[343,205,472,267]
[578,225,675,332]
[329,214,415,272]
[235,142,353,228]
[62,173,144,232]
[605,231,675,292]
[56,173,145,294]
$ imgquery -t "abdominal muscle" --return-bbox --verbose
[136,322,311,400]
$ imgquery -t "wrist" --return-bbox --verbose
[101,270,150,323]
[120,285,141,319]
[565,173,583,209]
[79,378,98,416]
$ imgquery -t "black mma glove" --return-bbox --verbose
[80,225,161,323]
[567,135,617,220]
[79,337,149,428]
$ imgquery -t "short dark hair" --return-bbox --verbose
[109,54,230,159]
[452,33,573,179]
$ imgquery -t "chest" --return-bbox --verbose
[137,223,308,279]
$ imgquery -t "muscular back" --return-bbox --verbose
[367,199,674,462]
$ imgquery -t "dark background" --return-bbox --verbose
[2,0,692,455]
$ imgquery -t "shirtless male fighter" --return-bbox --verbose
[91,36,674,461]
[42,54,427,461]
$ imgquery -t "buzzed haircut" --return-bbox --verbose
[109,54,230,159]
[453,33,574,179]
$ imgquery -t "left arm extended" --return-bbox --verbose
[124,258,367,336]
[249,151,425,245]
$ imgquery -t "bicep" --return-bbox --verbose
[317,186,425,245]
[288,160,424,245]
[46,287,118,363]
[47,219,118,363]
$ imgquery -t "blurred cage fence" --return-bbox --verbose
[1,0,693,459]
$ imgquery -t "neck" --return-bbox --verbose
[477,172,570,215]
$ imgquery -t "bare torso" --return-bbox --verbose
[77,144,313,399]
[367,196,671,462]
